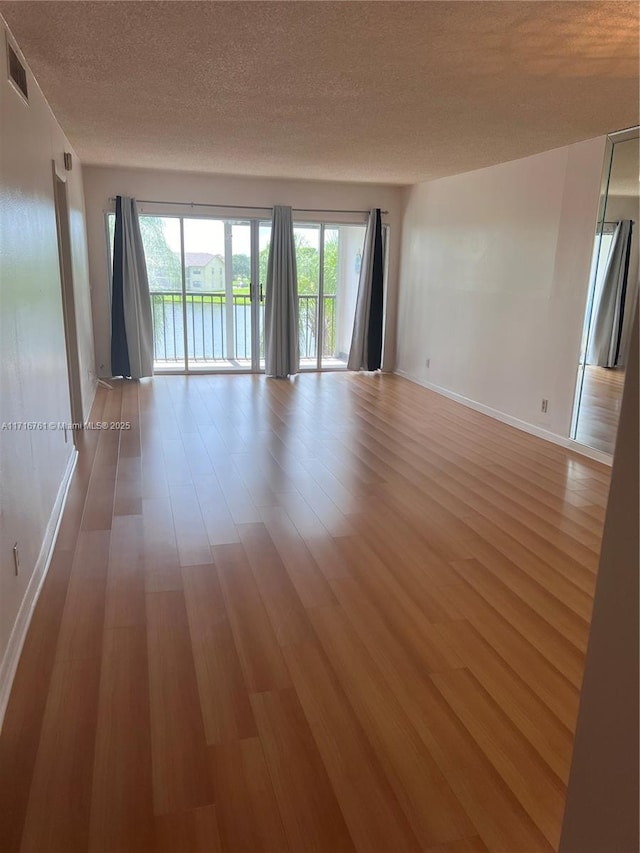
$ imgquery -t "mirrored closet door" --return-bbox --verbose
[572,128,639,455]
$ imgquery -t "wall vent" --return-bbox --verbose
[6,36,28,102]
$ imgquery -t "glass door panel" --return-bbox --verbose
[183,218,252,370]
[230,221,252,365]
[294,224,321,367]
[320,224,366,368]
[139,216,184,370]
[183,217,225,369]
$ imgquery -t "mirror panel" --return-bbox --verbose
[572,130,639,455]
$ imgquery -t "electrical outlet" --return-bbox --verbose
[425,358,430,368]
[13,543,20,576]
[541,398,549,413]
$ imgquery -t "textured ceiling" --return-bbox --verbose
[1,1,638,185]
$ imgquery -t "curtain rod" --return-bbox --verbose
[108,197,388,215]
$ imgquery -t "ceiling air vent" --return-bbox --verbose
[6,36,28,102]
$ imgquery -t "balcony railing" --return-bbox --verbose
[150,291,337,365]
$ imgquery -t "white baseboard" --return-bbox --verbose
[83,376,98,422]
[395,370,613,467]
[0,449,78,731]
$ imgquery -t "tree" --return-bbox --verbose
[232,253,250,284]
[139,217,181,291]
[108,214,182,292]
[295,240,318,295]
[256,230,340,353]
[323,232,338,295]
[257,231,338,295]
[259,244,269,289]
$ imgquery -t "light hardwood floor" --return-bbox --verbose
[575,365,626,455]
[0,373,610,853]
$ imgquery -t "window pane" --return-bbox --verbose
[321,224,366,368]
[139,217,182,292]
[294,225,320,364]
[107,213,115,266]
[182,218,252,366]
[108,213,184,367]
[140,217,183,366]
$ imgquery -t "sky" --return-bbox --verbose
[160,216,322,257]
[161,217,259,256]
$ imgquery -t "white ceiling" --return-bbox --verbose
[1,1,638,185]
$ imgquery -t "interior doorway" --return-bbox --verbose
[53,165,84,435]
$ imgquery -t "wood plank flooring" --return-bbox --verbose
[575,364,625,454]
[0,373,610,852]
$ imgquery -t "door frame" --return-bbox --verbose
[104,208,389,375]
[179,215,259,374]
[250,218,262,372]
[53,162,84,434]
[106,210,264,375]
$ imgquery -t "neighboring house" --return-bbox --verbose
[184,252,225,290]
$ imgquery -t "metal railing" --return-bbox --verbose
[150,291,337,365]
[298,294,337,361]
[151,292,252,363]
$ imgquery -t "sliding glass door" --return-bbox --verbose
[182,218,255,370]
[322,224,369,367]
[294,224,321,367]
[109,213,268,372]
[142,216,184,366]
[107,211,375,373]
[293,221,367,369]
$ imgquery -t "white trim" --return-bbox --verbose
[82,377,98,423]
[0,449,78,731]
[395,369,613,467]
[608,125,640,144]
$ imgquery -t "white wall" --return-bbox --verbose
[0,22,95,720]
[82,166,403,377]
[395,137,608,438]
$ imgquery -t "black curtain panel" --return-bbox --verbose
[110,195,131,378]
[367,209,384,370]
[613,221,634,366]
[348,208,385,371]
[109,195,154,378]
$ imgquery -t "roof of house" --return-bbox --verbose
[184,253,223,269]
[184,252,214,268]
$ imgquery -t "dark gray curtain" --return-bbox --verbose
[348,208,384,371]
[265,205,299,378]
[588,219,633,368]
[110,196,154,379]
